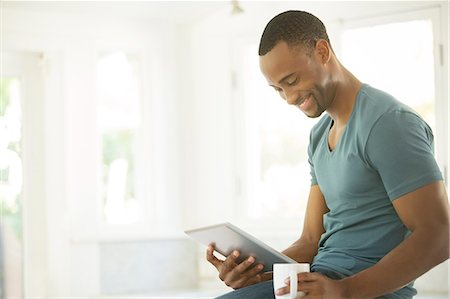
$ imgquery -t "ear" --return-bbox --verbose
[315,39,331,64]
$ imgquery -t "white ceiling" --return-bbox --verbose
[2,1,231,24]
[2,1,446,25]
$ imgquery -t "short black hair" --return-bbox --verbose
[258,10,331,56]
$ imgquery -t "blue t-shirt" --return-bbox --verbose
[308,84,443,298]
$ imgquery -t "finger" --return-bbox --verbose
[218,250,240,281]
[281,273,320,297]
[206,245,222,269]
[230,270,271,289]
[297,281,315,293]
[234,256,261,276]
[230,272,263,289]
[221,250,240,271]
[296,271,322,282]
[227,261,264,287]
[275,285,290,296]
[243,263,264,279]
[247,273,263,285]
[277,283,313,298]
[277,274,317,296]
[222,255,257,283]
[260,271,273,281]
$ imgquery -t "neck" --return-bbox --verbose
[326,65,362,128]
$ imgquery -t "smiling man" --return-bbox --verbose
[207,10,449,299]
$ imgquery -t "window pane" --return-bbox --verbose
[341,20,435,131]
[96,52,142,225]
[241,45,316,220]
[0,77,24,298]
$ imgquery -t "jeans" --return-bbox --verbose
[214,270,411,299]
[215,280,275,299]
[215,270,344,299]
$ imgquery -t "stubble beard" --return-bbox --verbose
[306,95,326,118]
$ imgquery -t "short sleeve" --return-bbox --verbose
[365,110,442,201]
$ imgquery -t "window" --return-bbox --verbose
[236,44,317,223]
[0,77,24,298]
[234,9,446,225]
[96,52,142,225]
[341,19,436,132]
[339,11,447,182]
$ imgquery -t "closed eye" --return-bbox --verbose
[286,77,298,86]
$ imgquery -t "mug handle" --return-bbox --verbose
[290,270,297,299]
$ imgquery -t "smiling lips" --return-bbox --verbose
[296,94,313,111]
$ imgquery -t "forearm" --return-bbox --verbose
[258,236,318,284]
[342,225,449,299]
[282,236,319,263]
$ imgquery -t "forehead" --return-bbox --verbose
[259,41,310,84]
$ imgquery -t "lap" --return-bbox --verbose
[214,271,409,299]
[214,280,275,299]
[213,269,344,299]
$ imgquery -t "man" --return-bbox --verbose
[206,10,449,299]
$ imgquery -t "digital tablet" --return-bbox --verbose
[185,222,296,272]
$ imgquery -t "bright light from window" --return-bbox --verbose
[241,45,316,220]
[0,78,23,213]
[96,51,141,225]
[239,19,436,221]
[341,20,435,131]
[0,76,24,298]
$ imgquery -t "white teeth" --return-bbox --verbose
[297,98,306,106]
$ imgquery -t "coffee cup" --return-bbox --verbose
[273,263,310,299]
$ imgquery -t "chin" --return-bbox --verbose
[306,109,325,119]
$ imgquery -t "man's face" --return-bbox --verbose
[259,41,333,118]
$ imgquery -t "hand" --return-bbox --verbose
[275,272,350,299]
[206,244,269,289]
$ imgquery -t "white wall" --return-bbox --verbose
[2,1,448,297]
[3,6,186,297]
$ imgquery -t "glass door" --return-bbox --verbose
[1,51,44,298]
[0,75,24,298]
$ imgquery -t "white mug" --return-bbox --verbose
[273,263,310,299]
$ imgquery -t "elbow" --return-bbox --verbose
[441,226,449,262]
[434,221,449,264]
[416,220,450,266]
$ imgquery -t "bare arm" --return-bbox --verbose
[282,185,328,263]
[206,184,328,289]
[276,181,449,298]
[341,180,449,298]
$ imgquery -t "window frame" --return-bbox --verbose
[335,6,448,186]
[230,6,448,238]
[94,50,156,240]
[230,36,309,240]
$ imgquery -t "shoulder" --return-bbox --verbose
[353,84,429,143]
[362,85,432,143]
[355,84,416,123]
[367,109,434,153]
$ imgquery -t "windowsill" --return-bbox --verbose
[91,283,230,299]
[70,231,190,244]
